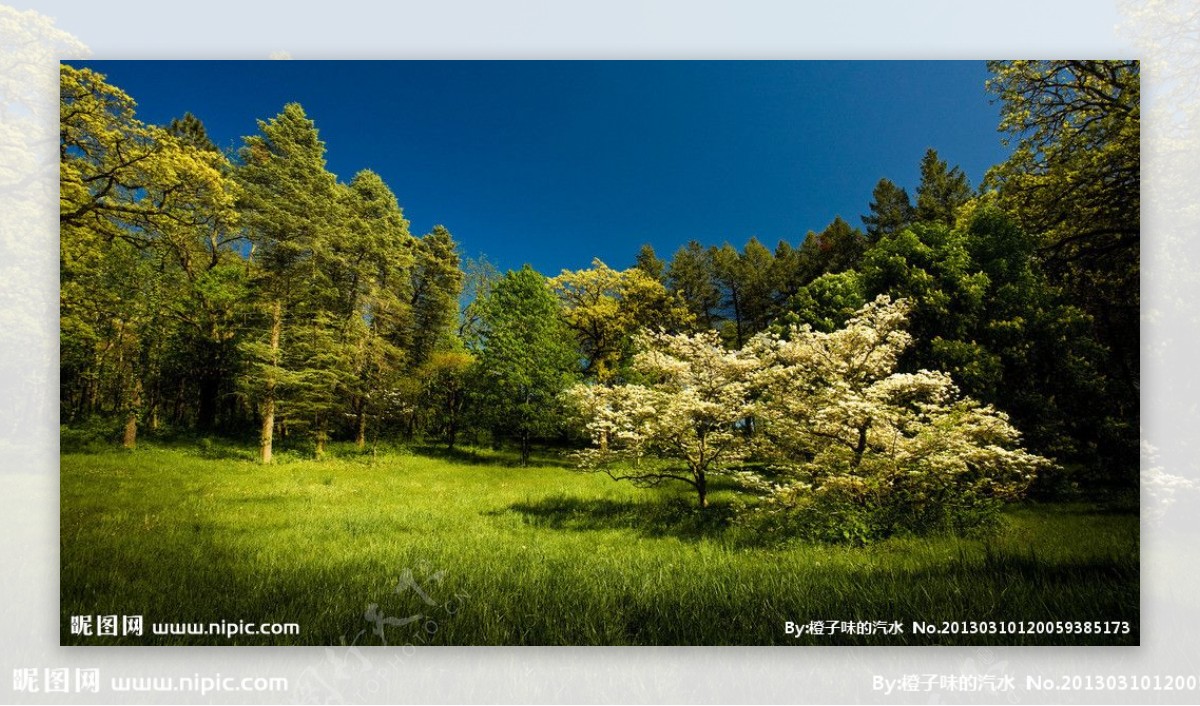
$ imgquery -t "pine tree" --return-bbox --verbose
[236,103,338,463]
[862,177,914,240]
[634,243,666,283]
[409,225,464,372]
[338,170,416,448]
[667,241,722,331]
[915,148,972,226]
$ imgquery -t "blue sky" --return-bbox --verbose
[74,60,1011,275]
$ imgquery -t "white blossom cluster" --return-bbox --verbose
[565,296,1051,518]
[564,329,757,502]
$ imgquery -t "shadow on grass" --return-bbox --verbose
[171,437,258,462]
[501,494,741,542]
[59,418,262,460]
[411,444,576,469]
[972,542,1138,585]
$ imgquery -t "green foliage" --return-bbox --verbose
[859,222,989,376]
[458,255,501,343]
[633,243,666,283]
[336,170,418,446]
[986,60,1140,485]
[59,61,1136,500]
[552,259,694,381]
[914,148,972,226]
[779,270,866,333]
[797,216,869,281]
[419,340,476,449]
[237,103,338,286]
[60,65,240,444]
[234,102,343,460]
[473,266,580,464]
[986,60,1139,282]
[862,177,914,241]
[666,240,723,331]
[409,225,464,371]
[710,238,778,347]
[857,207,1113,478]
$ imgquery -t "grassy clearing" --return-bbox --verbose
[60,441,1138,645]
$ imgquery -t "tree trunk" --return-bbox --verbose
[693,434,709,507]
[315,421,326,461]
[122,411,137,449]
[260,397,275,464]
[260,299,282,464]
[852,418,871,468]
[520,432,530,466]
[122,378,142,450]
[354,400,366,450]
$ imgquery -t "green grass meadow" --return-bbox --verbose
[60,441,1139,646]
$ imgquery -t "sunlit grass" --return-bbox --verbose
[60,441,1138,645]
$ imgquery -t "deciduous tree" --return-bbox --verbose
[566,328,759,508]
[745,296,1048,539]
[551,259,692,382]
[474,266,579,465]
[60,65,238,446]
[985,60,1139,481]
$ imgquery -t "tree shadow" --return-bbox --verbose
[182,437,259,462]
[411,444,576,469]
[500,494,740,542]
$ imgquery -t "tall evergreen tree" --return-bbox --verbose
[738,237,778,336]
[408,225,464,372]
[338,170,416,448]
[667,241,722,331]
[236,103,338,463]
[711,244,747,347]
[167,112,217,152]
[915,148,972,226]
[709,238,778,347]
[634,243,666,283]
[797,216,868,280]
[862,177,914,241]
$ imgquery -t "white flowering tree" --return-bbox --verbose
[564,329,758,508]
[744,296,1050,537]
[567,295,1049,536]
